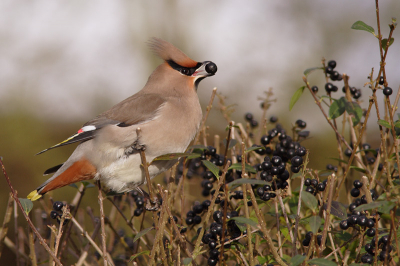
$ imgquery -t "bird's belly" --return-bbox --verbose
[96,153,177,193]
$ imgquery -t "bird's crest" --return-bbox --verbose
[148,38,198,68]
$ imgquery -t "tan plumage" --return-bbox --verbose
[28,38,217,201]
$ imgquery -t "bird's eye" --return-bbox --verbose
[180,68,190,75]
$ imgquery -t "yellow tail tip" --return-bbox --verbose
[27,190,42,201]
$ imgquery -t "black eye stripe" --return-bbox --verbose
[167,60,202,76]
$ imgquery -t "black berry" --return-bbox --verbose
[245,113,253,121]
[291,156,303,167]
[353,180,363,189]
[53,201,64,212]
[327,60,336,69]
[50,211,59,220]
[383,87,392,96]
[339,219,349,230]
[350,188,360,197]
[295,119,307,129]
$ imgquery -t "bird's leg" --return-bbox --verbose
[124,140,146,156]
[135,187,160,211]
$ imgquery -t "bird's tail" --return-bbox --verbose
[27,159,96,201]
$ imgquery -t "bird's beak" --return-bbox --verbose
[192,61,217,78]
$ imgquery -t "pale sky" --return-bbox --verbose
[0,0,399,136]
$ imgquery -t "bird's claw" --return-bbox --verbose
[145,198,160,211]
[124,141,146,156]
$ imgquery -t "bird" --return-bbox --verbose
[27,38,217,201]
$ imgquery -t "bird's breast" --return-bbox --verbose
[139,95,202,157]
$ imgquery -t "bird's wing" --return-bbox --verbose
[36,93,166,155]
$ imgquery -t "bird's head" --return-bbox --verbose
[148,38,217,91]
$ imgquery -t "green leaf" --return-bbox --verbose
[381,38,394,51]
[228,163,256,174]
[223,138,238,150]
[133,227,154,243]
[182,258,192,265]
[356,148,377,156]
[325,201,347,220]
[19,198,33,215]
[349,166,366,173]
[345,100,363,126]
[378,119,391,129]
[335,231,352,242]
[378,201,396,214]
[349,263,366,266]
[152,152,200,162]
[228,178,269,188]
[329,157,348,164]
[351,21,375,35]
[257,256,268,265]
[129,250,150,262]
[289,86,306,111]
[230,217,258,229]
[308,215,322,233]
[188,144,207,150]
[290,255,306,266]
[68,183,78,189]
[308,258,337,266]
[329,97,346,119]
[304,67,323,76]
[202,160,220,179]
[354,201,388,212]
[301,190,318,211]
[245,145,265,153]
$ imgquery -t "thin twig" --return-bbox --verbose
[158,185,198,266]
[192,162,230,262]
[58,184,86,258]
[219,122,234,264]
[292,153,307,255]
[28,219,38,266]
[0,193,13,257]
[69,215,115,266]
[14,199,20,266]
[76,220,101,266]
[241,143,254,266]
[97,181,109,266]
[319,174,335,253]
[0,158,63,266]
[3,237,30,262]
[246,183,288,266]
[194,87,217,144]
[136,128,157,205]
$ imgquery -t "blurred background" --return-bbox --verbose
[0,0,399,262]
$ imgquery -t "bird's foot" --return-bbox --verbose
[136,187,160,211]
[145,198,160,211]
[124,141,146,156]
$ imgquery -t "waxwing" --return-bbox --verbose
[28,38,217,201]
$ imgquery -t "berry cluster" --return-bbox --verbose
[50,201,68,225]
[130,190,145,216]
[200,209,243,265]
[311,60,363,100]
[302,231,326,247]
[185,200,211,226]
[244,112,259,128]
[325,60,342,81]
[304,178,327,194]
[362,235,393,263]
